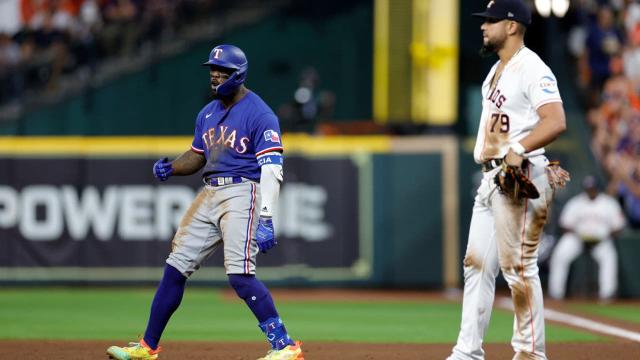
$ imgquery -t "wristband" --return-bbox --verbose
[510,142,526,156]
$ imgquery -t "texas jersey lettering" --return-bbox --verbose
[191,91,284,181]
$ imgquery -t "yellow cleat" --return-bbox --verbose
[258,341,304,360]
[106,339,161,360]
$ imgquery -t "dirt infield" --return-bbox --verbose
[2,339,640,359]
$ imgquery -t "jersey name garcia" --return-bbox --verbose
[191,91,283,181]
[474,47,562,163]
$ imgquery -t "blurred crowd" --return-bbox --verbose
[568,0,640,228]
[277,66,338,133]
[0,0,226,107]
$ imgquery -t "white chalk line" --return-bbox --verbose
[497,297,640,343]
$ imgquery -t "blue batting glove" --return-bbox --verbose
[153,157,173,181]
[256,216,277,253]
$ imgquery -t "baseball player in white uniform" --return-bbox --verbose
[447,1,568,359]
[549,176,626,300]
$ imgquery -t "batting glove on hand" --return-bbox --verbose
[153,157,173,181]
[256,216,277,253]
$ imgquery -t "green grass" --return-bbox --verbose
[568,303,640,325]
[0,288,604,343]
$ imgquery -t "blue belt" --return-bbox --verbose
[204,176,244,186]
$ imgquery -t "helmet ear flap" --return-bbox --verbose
[214,66,247,96]
[235,66,248,84]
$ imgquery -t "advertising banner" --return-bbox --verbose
[0,156,365,281]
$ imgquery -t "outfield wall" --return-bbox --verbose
[2,134,639,296]
[0,135,458,288]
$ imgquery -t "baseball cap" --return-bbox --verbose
[472,0,532,26]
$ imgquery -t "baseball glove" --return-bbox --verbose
[545,160,571,190]
[494,161,540,200]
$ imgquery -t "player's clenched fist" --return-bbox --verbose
[256,216,277,253]
[153,157,174,181]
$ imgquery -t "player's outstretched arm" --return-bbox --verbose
[153,150,205,181]
[171,149,206,176]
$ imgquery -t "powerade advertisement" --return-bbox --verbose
[0,157,361,281]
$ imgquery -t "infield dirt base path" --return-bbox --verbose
[2,340,640,360]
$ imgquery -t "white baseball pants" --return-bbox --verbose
[548,234,618,300]
[448,156,553,360]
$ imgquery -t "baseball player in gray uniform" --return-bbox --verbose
[447,1,569,359]
[107,44,304,360]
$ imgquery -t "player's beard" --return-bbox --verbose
[210,84,221,100]
[479,36,505,58]
[479,43,495,58]
[210,87,237,101]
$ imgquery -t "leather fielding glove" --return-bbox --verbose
[494,160,540,200]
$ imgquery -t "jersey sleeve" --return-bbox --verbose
[252,112,284,157]
[525,60,563,110]
[191,109,205,154]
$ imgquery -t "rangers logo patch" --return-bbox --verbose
[263,130,281,143]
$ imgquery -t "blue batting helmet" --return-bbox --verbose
[202,44,248,96]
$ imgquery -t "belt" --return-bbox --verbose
[204,176,244,186]
[482,158,503,172]
[482,158,532,172]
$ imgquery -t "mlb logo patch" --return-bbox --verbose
[263,130,281,143]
